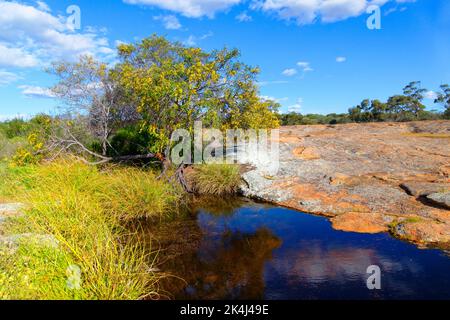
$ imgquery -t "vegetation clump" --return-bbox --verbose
[0,160,181,300]
[188,164,242,196]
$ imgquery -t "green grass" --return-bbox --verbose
[0,159,181,300]
[188,164,242,196]
[101,167,183,222]
[388,216,423,234]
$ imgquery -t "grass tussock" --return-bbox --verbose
[102,167,182,222]
[0,159,181,300]
[188,164,242,196]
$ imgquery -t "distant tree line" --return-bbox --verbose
[280,82,450,126]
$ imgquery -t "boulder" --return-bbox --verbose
[427,192,450,209]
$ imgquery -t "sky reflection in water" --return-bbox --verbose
[160,200,450,300]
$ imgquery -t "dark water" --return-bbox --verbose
[159,198,450,300]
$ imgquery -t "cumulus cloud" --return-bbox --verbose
[0,1,113,69]
[124,0,242,18]
[251,0,406,25]
[19,85,55,98]
[125,0,413,25]
[0,44,38,68]
[154,14,182,29]
[124,0,414,26]
[336,56,347,62]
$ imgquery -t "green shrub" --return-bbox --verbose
[0,132,26,161]
[1,118,30,139]
[109,126,168,158]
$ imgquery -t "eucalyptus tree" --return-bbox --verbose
[402,81,427,116]
[435,84,450,119]
[49,55,138,158]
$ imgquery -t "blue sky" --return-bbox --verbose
[0,0,449,119]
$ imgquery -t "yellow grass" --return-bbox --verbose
[0,159,181,300]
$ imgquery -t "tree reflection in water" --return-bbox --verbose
[160,227,281,300]
[156,196,281,300]
[149,196,450,300]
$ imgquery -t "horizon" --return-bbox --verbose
[0,0,449,120]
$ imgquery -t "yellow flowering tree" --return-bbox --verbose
[115,35,280,154]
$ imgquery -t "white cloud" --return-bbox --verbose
[287,98,303,113]
[251,0,406,25]
[36,1,50,12]
[0,1,113,69]
[19,85,55,98]
[282,68,298,76]
[125,0,413,25]
[297,61,314,72]
[124,0,242,18]
[0,70,20,85]
[236,11,253,22]
[154,14,182,29]
[0,44,38,68]
[424,91,438,101]
[84,26,108,34]
[336,56,347,63]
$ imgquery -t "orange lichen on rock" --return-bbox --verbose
[331,212,390,234]
[241,120,450,247]
[292,147,320,160]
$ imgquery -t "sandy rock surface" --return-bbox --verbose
[241,120,450,247]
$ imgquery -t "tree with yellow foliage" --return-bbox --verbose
[115,35,280,154]
[41,35,279,165]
